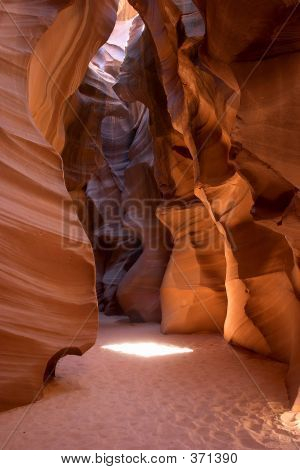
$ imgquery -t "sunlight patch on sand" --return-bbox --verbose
[102,342,193,358]
[280,411,300,432]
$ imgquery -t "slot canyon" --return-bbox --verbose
[0,0,300,450]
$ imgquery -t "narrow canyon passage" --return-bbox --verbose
[0,316,299,450]
[1,1,300,454]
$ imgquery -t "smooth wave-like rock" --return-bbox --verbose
[117,159,170,323]
[83,15,169,320]
[0,0,118,411]
[1,0,299,416]
[127,0,300,410]
[157,200,227,333]
[85,20,145,316]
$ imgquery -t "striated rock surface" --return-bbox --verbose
[157,200,226,333]
[1,0,299,416]
[85,19,145,316]
[117,157,170,323]
[125,0,300,410]
[81,15,169,320]
[58,14,141,317]
[0,0,118,411]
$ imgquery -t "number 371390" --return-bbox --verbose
[191,453,238,464]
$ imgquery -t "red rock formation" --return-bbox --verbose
[126,0,300,411]
[118,0,137,20]
[1,0,299,416]
[79,15,170,321]
[85,20,146,316]
[116,10,227,330]
[0,0,118,411]
[157,200,226,333]
[117,159,170,323]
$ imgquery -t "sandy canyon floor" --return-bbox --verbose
[0,315,299,450]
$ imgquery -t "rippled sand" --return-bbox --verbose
[0,315,299,450]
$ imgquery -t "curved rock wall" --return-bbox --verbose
[62,14,168,320]
[0,0,118,411]
[123,0,300,411]
[85,22,150,317]
[1,0,299,413]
